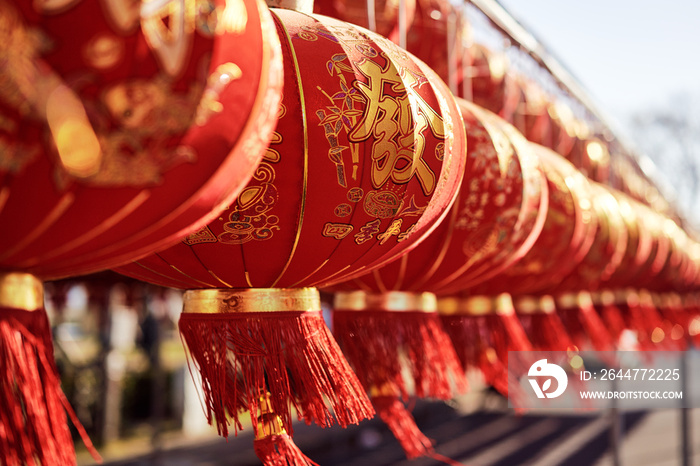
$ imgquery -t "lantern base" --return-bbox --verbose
[179,288,373,438]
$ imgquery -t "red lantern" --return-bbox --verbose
[1,0,281,279]
[546,184,631,352]
[314,0,417,44]
[116,9,466,464]
[545,101,579,160]
[512,78,553,148]
[459,145,598,354]
[461,44,520,123]
[405,0,465,85]
[468,144,596,296]
[0,1,283,463]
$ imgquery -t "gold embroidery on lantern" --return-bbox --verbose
[182,226,218,245]
[316,53,365,186]
[397,195,426,217]
[100,0,141,33]
[322,223,353,240]
[216,162,280,244]
[141,0,195,77]
[349,57,442,195]
[354,219,381,245]
[334,204,352,217]
[397,224,415,242]
[83,33,125,70]
[363,190,402,218]
[347,187,364,202]
[71,75,203,187]
[376,218,403,245]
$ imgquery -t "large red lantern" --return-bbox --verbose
[0,1,283,463]
[116,8,466,464]
[1,0,281,279]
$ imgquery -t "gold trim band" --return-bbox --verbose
[438,294,515,316]
[513,296,538,314]
[183,288,320,314]
[556,291,593,309]
[591,290,616,306]
[514,295,556,315]
[0,273,43,311]
[333,291,438,313]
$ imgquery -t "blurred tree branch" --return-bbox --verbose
[630,92,700,231]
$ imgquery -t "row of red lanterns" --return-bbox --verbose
[1,0,698,465]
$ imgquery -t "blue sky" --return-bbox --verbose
[497,0,700,125]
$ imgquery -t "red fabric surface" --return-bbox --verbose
[1,0,282,279]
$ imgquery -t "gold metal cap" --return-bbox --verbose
[334,291,437,313]
[0,273,43,311]
[183,288,320,314]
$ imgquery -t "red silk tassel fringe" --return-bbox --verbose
[372,396,434,459]
[628,300,682,351]
[441,313,531,397]
[596,303,628,345]
[0,307,101,465]
[332,310,468,400]
[178,311,374,438]
[253,434,319,466]
[557,302,614,351]
[517,313,574,351]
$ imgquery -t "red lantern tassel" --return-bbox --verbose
[592,290,628,346]
[684,293,700,346]
[372,395,434,459]
[656,293,688,348]
[332,292,468,401]
[0,273,101,466]
[178,288,374,442]
[439,294,532,398]
[514,295,574,351]
[253,394,319,466]
[555,291,614,351]
[332,291,466,460]
[622,290,679,351]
